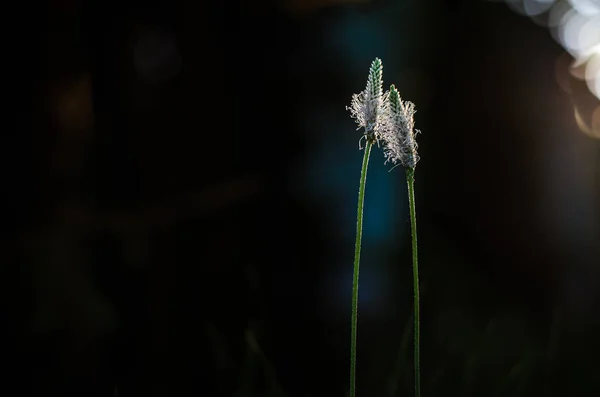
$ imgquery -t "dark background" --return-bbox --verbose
[5,0,600,396]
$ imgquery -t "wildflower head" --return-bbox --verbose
[347,58,387,145]
[381,84,419,169]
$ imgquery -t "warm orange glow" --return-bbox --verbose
[585,49,600,99]
[574,104,600,138]
[593,105,600,137]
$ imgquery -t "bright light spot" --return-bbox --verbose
[587,50,600,99]
[560,10,589,57]
[552,3,600,99]
[578,18,600,58]
[548,0,573,27]
[549,1,575,45]
[568,0,600,17]
[504,0,600,122]
[593,106,600,136]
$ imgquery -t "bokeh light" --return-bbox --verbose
[504,0,600,101]
[584,47,600,98]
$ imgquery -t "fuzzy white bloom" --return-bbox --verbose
[346,58,388,145]
[381,84,419,169]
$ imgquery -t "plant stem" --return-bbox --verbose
[350,139,373,397]
[406,167,420,397]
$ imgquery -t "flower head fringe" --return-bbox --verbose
[346,58,387,145]
[347,58,420,169]
[381,84,419,169]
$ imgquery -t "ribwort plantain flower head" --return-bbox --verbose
[381,84,419,169]
[347,58,387,145]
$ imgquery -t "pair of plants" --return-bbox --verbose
[346,58,421,397]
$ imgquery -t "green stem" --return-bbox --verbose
[350,139,372,397]
[406,168,420,397]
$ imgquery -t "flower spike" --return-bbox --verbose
[381,84,419,169]
[347,58,388,145]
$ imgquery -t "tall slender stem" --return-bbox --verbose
[406,167,420,397]
[350,139,373,397]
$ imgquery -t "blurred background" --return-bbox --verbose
[4,0,600,396]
